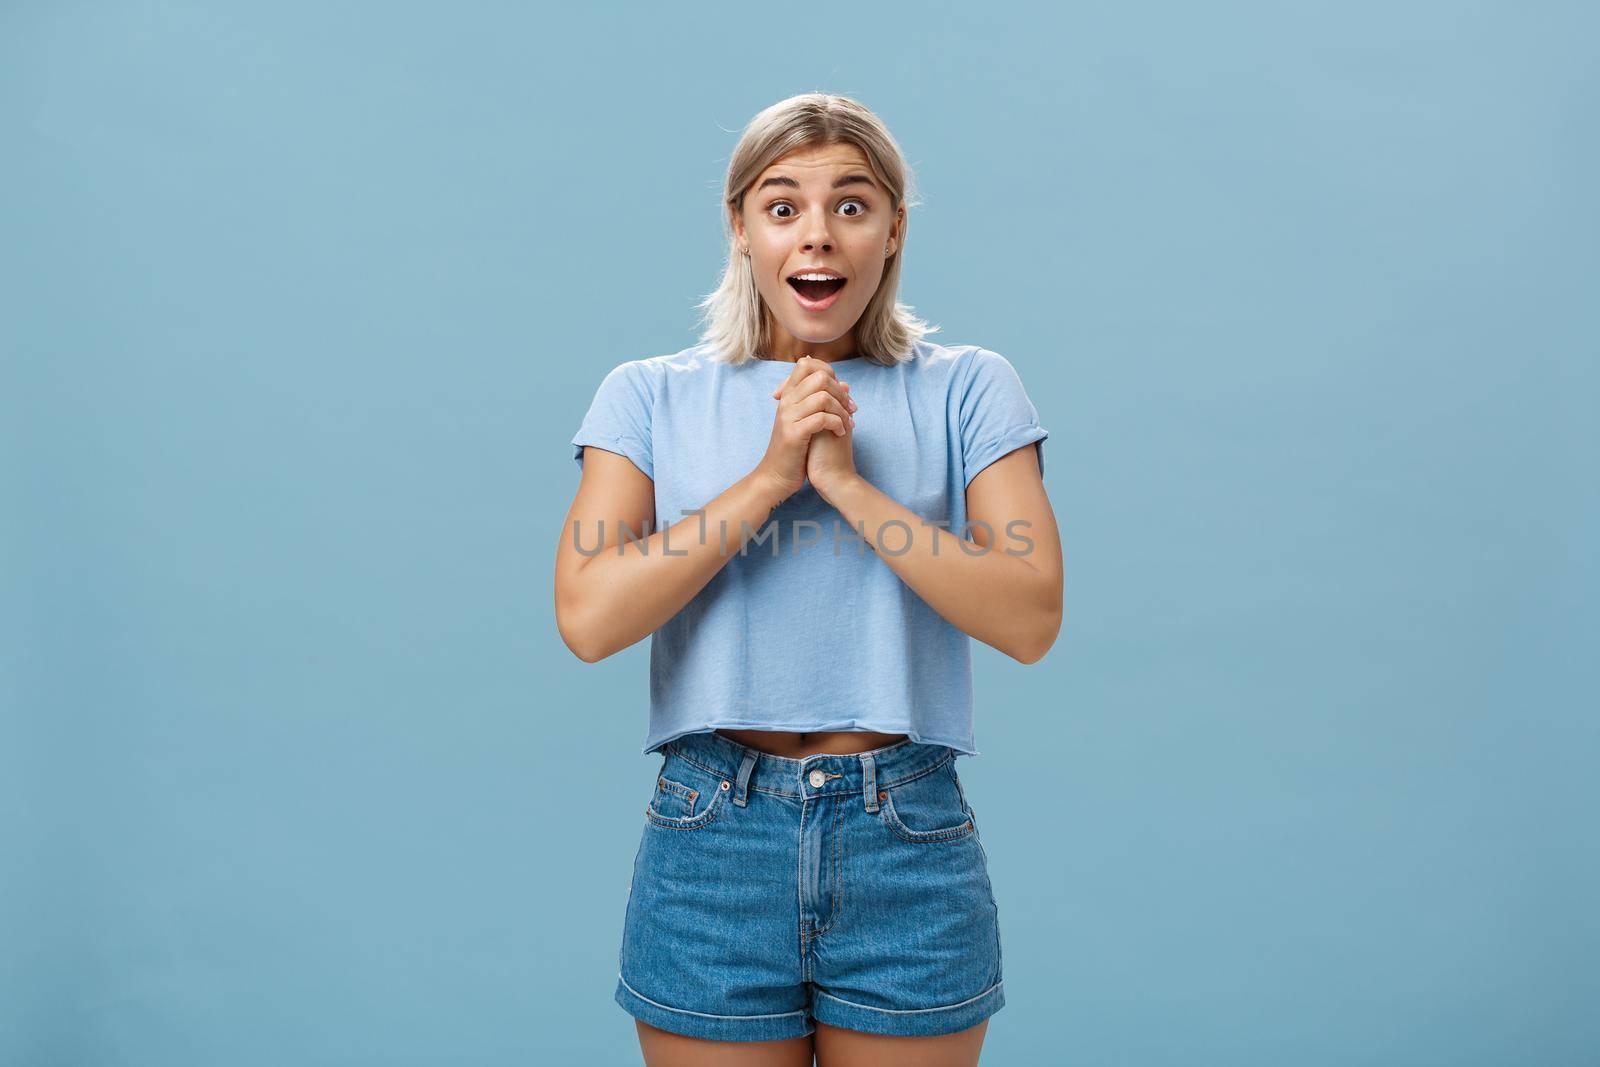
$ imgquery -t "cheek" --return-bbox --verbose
[850,260,886,301]
[753,259,788,300]
[744,247,777,282]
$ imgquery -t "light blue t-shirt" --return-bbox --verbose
[570,339,1048,757]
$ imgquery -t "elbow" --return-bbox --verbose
[562,625,611,664]
[1010,635,1051,665]
[555,596,612,664]
[565,633,607,664]
[1010,592,1063,665]
[557,616,599,663]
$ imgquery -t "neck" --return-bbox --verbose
[760,323,858,364]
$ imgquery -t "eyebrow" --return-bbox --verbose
[755,173,879,195]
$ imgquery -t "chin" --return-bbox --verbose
[775,315,855,345]
[789,328,848,344]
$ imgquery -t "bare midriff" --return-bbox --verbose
[714,728,910,759]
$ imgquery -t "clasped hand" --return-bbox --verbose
[754,355,860,504]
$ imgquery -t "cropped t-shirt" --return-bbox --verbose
[569,339,1049,757]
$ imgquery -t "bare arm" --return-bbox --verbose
[555,355,855,663]
[815,442,1063,663]
[553,451,791,662]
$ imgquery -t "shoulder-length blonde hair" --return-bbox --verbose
[695,93,939,368]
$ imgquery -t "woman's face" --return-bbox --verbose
[732,142,904,354]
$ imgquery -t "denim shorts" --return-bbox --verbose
[614,729,1004,1042]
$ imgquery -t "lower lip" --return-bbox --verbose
[788,280,847,312]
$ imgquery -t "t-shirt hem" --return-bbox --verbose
[644,722,981,758]
[964,424,1048,488]
[573,435,653,480]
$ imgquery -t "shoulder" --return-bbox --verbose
[955,344,1024,381]
[895,340,1026,394]
[949,344,1038,403]
[876,339,975,382]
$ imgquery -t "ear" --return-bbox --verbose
[729,204,745,245]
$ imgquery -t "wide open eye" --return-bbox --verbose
[768,202,796,220]
[838,199,867,217]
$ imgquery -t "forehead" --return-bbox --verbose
[753,143,875,187]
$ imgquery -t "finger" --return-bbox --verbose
[797,411,848,438]
[775,357,854,409]
[795,390,853,429]
[810,374,855,413]
[773,355,819,399]
[790,368,844,406]
[775,383,853,408]
[828,378,856,411]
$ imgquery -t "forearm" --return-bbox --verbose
[818,474,1059,662]
[564,470,788,661]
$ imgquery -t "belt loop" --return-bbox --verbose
[949,751,969,812]
[733,748,759,807]
[861,752,879,812]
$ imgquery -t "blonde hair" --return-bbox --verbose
[695,93,939,368]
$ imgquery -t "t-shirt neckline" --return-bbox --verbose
[746,355,869,370]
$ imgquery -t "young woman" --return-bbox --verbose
[555,93,1061,1067]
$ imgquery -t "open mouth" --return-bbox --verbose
[787,275,848,310]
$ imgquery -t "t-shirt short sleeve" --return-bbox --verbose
[571,359,656,480]
[957,347,1049,488]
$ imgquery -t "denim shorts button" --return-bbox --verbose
[808,770,826,788]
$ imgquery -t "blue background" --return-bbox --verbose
[4,2,1595,1064]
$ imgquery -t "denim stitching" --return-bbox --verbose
[879,788,977,844]
[673,747,954,797]
[949,761,969,813]
[813,979,1003,1015]
[618,973,810,1020]
[831,796,843,929]
[797,798,810,982]
[652,775,696,817]
[643,779,728,831]
[812,795,844,937]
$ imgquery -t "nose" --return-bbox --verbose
[800,215,834,253]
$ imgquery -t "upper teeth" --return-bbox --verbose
[792,273,842,282]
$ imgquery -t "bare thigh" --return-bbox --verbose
[635,1020,816,1067]
[814,1018,990,1067]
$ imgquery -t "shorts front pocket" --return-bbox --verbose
[877,757,977,844]
[644,749,731,831]
[650,775,698,817]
